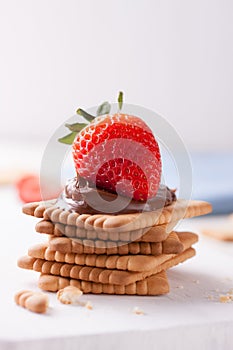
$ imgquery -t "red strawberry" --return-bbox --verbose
[16,174,42,203]
[16,174,58,203]
[72,113,161,201]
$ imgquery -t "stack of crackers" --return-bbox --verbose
[18,199,212,296]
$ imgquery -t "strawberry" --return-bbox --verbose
[72,113,161,201]
[16,174,42,203]
[16,174,58,203]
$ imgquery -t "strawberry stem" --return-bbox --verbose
[118,91,123,111]
[59,91,124,145]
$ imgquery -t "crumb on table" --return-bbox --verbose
[219,295,232,303]
[133,306,144,315]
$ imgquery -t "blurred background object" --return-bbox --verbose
[0,0,232,213]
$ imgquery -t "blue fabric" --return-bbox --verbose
[190,153,233,214]
[162,152,233,214]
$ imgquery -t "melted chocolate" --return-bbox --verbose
[56,177,176,215]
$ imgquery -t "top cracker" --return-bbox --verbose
[22,199,212,233]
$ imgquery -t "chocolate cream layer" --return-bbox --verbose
[56,176,176,215]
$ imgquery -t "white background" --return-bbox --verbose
[0,0,233,152]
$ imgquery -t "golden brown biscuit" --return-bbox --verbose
[14,290,49,314]
[22,232,197,273]
[28,232,185,267]
[23,199,212,233]
[202,228,233,242]
[48,231,195,256]
[47,237,162,255]
[17,247,195,286]
[22,200,56,217]
[45,230,184,255]
[38,270,169,295]
[35,220,171,243]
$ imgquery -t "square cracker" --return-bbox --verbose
[28,232,197,270]
[17,244,196,286]
[23,199,212,233]
[38,270,170,295]
[202,228,233,242]
[35,219,172,243]
[47,231,196,256]
[29,231,185,258]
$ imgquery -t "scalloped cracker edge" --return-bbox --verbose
[28,231,189,263]
[22,199,212,233]
[38,270,169,295]
[27,232,197,272]
[35,219,171,243]
[18,245,196,286]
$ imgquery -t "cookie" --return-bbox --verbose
[46,230,183,256]
[14,290,49,314]
[28,232,185,268]
[27,232,196,271]
[48,230,194,256]
[35,219,172,243]
[22,231,197,271]
[22,200,56,217]
[38,270,169,295]
[162,231,185,254]
[18,245,195,286]
[201,228,233,242]
[50,238,162,255]
[23,199,212,232]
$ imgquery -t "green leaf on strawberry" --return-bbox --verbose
[76,108,95,122]
[65,122,88,132]
[96,101,111,116]
[58,91,124,144]
[58,132,77,145]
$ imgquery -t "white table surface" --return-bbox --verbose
[1,185,233,350]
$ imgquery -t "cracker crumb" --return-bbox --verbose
[57,286,83,305]
[133,306,144,315]
[176,285,184,289]
[228,289,233,295]
[219,295,232,303]
[85,301,93,310]
[193,280,200,284]
[207,295,214,300]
